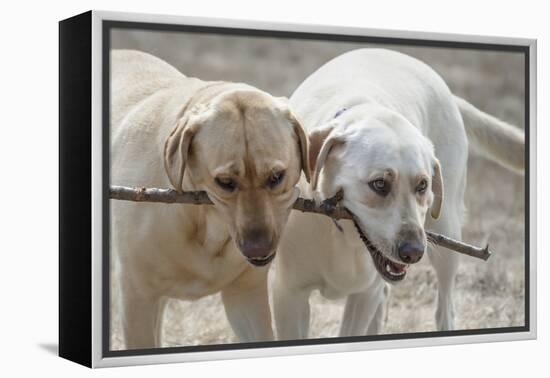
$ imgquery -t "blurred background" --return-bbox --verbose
[110,28,525,349]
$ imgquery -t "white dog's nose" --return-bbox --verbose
[398,241,424,264]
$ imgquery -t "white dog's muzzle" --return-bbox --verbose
[351,217,409,283]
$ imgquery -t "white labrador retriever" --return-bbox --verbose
[273,48,524,338]
[111,50,310,349]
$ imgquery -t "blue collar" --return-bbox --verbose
[333,107,347,119]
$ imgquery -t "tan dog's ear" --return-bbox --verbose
[309,123,344,190]
[431,159,444,219]
[277,97,311,183]
[164,109,207,192]
[288,113,311,183]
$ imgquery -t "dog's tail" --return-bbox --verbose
[454,95,525,175]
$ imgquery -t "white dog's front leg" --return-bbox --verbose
[339,281,387,337]
[221,266,274,342]
[426,214,461,331]
[272,279,312,340]
[366,283,390,335]
[119,279,167,349]
[429,245,459,331]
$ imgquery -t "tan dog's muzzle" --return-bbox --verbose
[238,228,276,266]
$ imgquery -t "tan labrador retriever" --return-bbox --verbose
[110,50,310,349]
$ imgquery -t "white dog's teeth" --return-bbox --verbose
[250,254,272,262]
[386,264,391,273]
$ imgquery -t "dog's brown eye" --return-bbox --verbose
[369,178,390,196]
[266,170,285,189]
[416,179,428,194]
[215,177,237,192]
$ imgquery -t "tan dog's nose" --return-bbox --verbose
[398,241,424,264]
[239,228,273,259]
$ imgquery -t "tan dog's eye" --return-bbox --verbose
[266,170,285,189]
[369,178,390,197]
[416,179,428,194]
[215,177,237,192]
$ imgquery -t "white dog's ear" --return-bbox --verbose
[288,113,312,183]
[164,108,207,192]
[431,159,444,219]
[309,123,344,190]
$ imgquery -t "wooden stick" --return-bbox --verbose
[109,185,492,261]
[426,233,491,261]
[110,186,213,205]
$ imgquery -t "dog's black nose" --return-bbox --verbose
[239,229,273,259]
[398,241,424,264]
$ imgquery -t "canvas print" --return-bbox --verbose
[107,26,526,352]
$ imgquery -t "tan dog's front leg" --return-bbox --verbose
[221,266,274,342]
[119,278,167,349]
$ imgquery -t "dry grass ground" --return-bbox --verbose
[109,30,526,349]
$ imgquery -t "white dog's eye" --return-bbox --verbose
[369,178,390,196]
[416,179,428,194]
